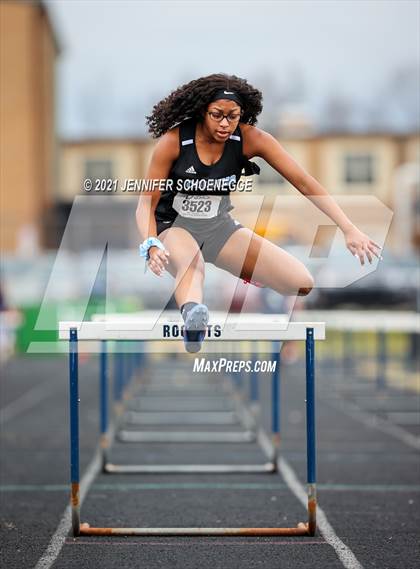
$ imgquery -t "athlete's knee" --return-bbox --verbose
[192,256,205,280]
[177,252,205,278]
[297,273,314,296]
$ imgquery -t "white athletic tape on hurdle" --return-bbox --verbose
[278,457,364,569]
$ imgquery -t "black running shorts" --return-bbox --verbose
[156,213,244,263]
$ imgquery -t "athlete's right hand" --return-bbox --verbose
[148,246,170,276]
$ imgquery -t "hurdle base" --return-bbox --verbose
[79,522,311,536]
[117,430,256,443]
[103,462,276,474]
[124,410,238,425]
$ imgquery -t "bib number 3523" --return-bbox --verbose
[172,194,221,219]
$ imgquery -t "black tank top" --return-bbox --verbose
[155,118,259,222]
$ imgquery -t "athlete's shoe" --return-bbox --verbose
[183,304,209,353]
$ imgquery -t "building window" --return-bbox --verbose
[84,159,114,184]
[344,153,375,184]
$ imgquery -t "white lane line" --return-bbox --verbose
[326,398,420,451]
[0,380,59,425]
[33,442,104,569]
[278,457,364,569]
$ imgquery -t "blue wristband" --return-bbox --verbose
[139,237,165,260]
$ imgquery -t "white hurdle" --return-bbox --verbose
[60,313,325,537]
[63,312,325,341]
[296,310,419,389]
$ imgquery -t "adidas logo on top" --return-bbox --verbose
[185,166,197,174]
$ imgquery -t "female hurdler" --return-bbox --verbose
[136,73,381,352]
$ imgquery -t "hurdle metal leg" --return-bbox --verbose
[270,341,281,470]
[100,340,109,470]
[113,350,124,416]
[249,353,260,416]
[69,328,80,537]
[306,327,317,536]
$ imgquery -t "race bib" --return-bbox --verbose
[172,194,222,219]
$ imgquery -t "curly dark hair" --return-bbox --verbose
[146,73,263,138]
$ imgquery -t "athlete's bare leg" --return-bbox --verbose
[214,228,314,296]
[158,227,205,307]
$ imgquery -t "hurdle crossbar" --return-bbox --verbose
[60,316,325,342]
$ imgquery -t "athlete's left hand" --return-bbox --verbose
[343,224,383,266]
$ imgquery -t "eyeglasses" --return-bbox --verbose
[207,110,242,123]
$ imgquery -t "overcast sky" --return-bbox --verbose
[46,0,419,138]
